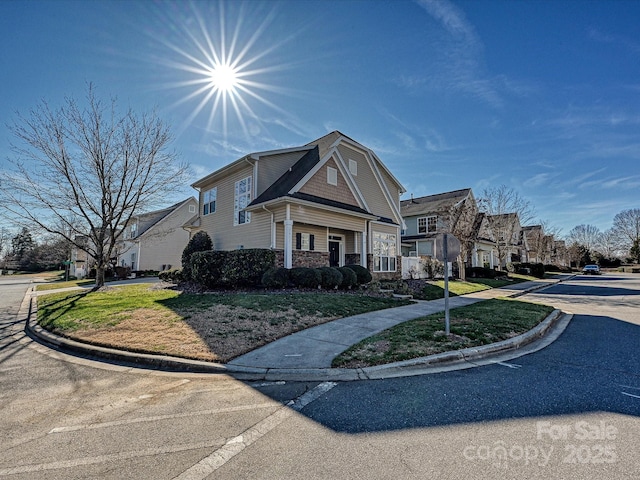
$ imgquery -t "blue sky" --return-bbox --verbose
[2,0,639,236]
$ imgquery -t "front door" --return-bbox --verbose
[329,241,340,267]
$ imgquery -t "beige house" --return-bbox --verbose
[117,197,198,271]
[473,212,525,269]
[188,131,406,279]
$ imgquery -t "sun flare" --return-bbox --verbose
[150,2,294,143]
[208,62,239,93]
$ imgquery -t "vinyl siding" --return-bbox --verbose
[289,203,367,231]
[118,199,197,270]
[256,150,308,196]
[336,144,396,220]
[198,165,271,250]
[274,207,366,250]
[298,157,360,207]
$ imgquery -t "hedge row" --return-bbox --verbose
[465,267,508,279]
[188,248,277,289]
[509,262,546,278]
[262,264,371,290]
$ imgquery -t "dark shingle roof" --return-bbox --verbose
[249,146,321,206]
[401,188,471,216]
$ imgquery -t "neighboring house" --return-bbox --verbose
[70,235,91,279]
[187,131,406,279]
[400,188,477,259]
[473,212,524,269]
[117,197,198,271]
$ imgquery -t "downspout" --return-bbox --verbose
[262,205,275,249]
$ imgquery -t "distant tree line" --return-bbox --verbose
[565,208,640,266]
[1,227,71,271]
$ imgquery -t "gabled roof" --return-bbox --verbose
[250,146,321,206]
[401,188,472,217]
[131,197,196,238]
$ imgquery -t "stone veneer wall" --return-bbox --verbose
[273,249,330,268]
[367,254,402,281]
[345,253,361,266]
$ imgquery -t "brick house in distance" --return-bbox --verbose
[187,131,406,280]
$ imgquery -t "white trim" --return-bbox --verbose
[245,196,377,220]
[288,151,370,212]
[327,166,338,186]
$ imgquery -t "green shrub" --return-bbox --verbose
[188,248,276,289]
[222,249,277,288]
[114,266,131,279]
[189,251,226,288]
[337,266,357,289]
[318,267,343,289]
[344,264,372,285]
[261,267,290,288]
[289,267,322,289]
[182,231,213,281]
[514,262,545,278]
[158,268,183,283]
[466,267,497,278]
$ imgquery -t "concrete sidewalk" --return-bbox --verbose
[26,275,574,381]
[227,276,569,371]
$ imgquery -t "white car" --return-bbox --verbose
[582,265,601,275]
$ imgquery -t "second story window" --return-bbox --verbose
[234,176,252,225]
[417,216,437,234]
[203,187,217,215]
[130,223,137,239]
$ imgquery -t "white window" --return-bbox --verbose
[203,187,217,215]
[327,166,338,186]
[295,232,315,251]
[130,223,137,239]
[234,176,252,225]
[189,204,196,213]
[417,216,437,234]
[348,159,357,176]
[373,232,397,272]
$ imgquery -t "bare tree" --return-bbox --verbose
[1,85,189,288]
[595,228,623,260]
[566,224,601,252]
[478,185,536,267]
[443,191,479,280]
[612,208,640,255]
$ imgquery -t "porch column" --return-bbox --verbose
[360,230,367,267]
[284,204,293,269]
[472,247,478,267]
[489,250,495,269]
[284,220,293,268]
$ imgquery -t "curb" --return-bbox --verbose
[25,282,571,381]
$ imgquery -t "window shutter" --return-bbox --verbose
[310,234,315,251]
[296,233,301,250]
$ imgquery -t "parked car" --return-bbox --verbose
[582,264,601,275]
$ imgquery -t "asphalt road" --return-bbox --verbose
[1,273,639,479]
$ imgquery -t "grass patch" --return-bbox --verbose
[37,285,412,362]
[36,279,96,291]
[37,284,180,331]
[332,298,554,368]
[415,280,491,300]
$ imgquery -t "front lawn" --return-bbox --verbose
[37,284,412,362]
[332,298,554,368]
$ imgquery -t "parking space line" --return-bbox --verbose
[173,382,337,480]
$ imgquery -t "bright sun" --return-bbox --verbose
[152,2,294,141]
[208,62,239,93]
